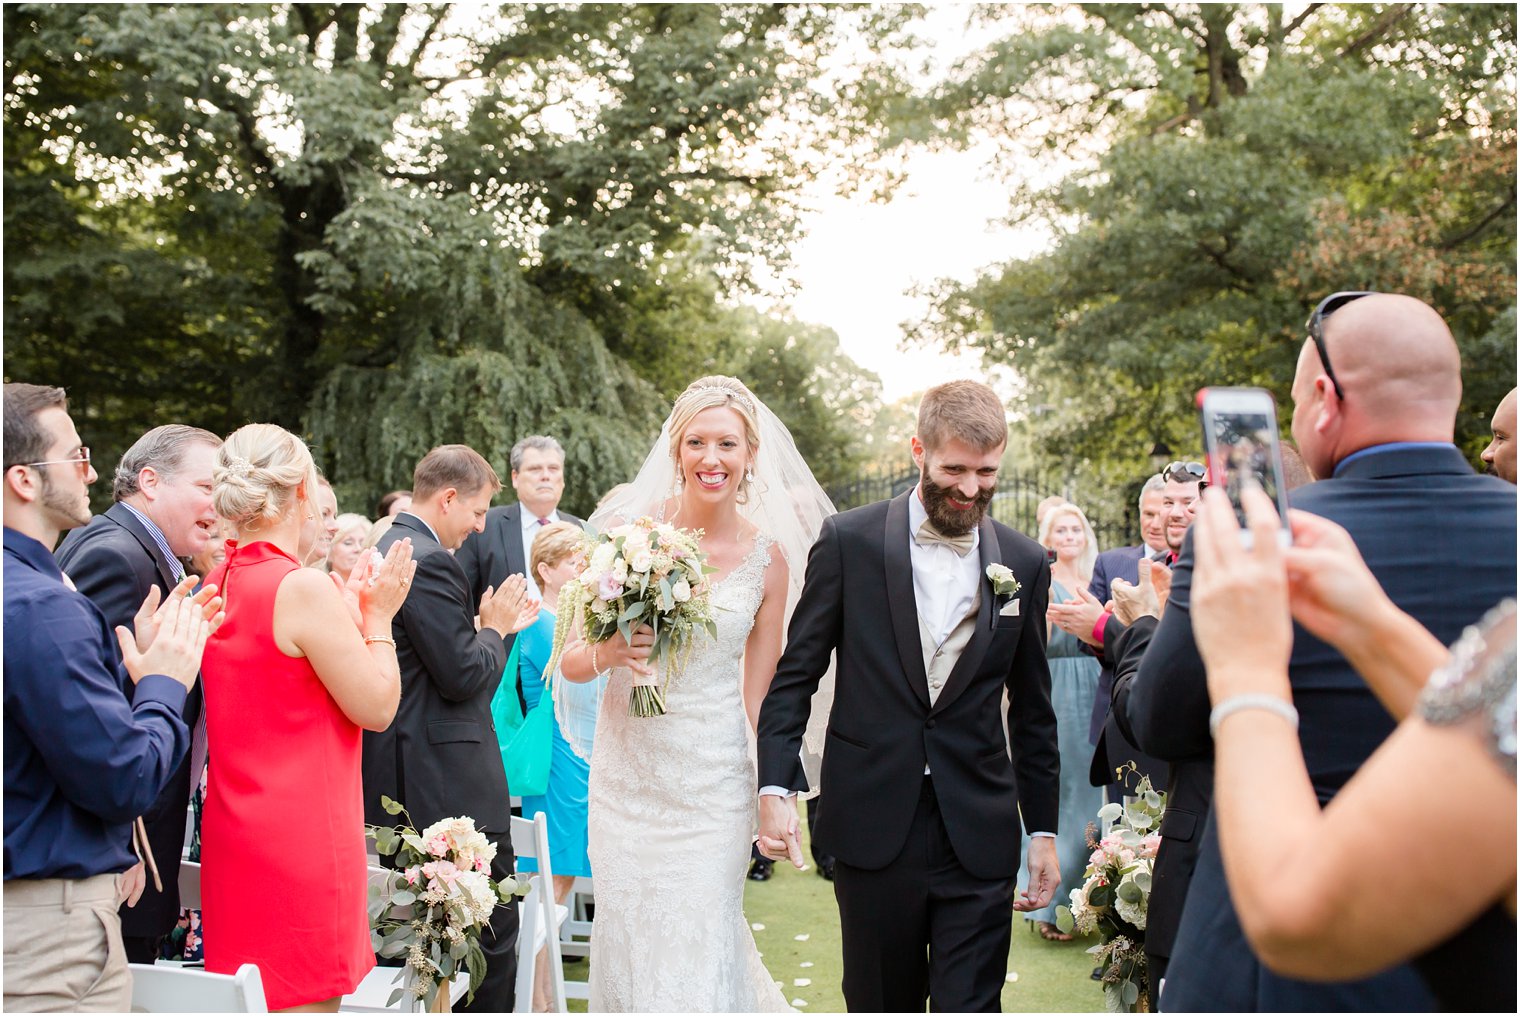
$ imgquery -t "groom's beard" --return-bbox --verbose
[920,467,995,537]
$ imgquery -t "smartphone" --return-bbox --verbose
[1196,387,1292,547]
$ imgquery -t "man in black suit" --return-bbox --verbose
[363,444,535,1013]
[1127,293,1515,1011]
[456,435,581,611]
[1076,473,1170,800]
[757,381,1061,1013]
[55,423,222,963]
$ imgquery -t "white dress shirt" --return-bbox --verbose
[520,507,560,599]
[907,488,982,647]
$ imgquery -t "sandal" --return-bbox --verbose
[1034,920,1072,942]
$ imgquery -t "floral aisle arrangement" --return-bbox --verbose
[367,797,530,1009]
[1057,772,1166,1012]
[545,516,717,717]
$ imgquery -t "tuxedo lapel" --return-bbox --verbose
[884,493,931,710]
[929,515,998,716]
[106,502,180,589]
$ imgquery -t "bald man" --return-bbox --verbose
[1123,294,1517,1012]
[1481,387,1516,484]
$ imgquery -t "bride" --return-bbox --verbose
[556,376,834,1013]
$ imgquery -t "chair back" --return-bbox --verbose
[177,860,202,911]
[509,813,567,1012]
[128,962,268,1012]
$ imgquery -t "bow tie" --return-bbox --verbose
[916,520,975,557]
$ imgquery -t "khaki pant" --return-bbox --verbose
[4,874,131,1013]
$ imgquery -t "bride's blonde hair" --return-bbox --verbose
[667,376,761,502]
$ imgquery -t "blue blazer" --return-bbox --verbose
[1128,444,1516,1011]
[1086,544,1145,744]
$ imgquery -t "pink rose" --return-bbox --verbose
[597,574,625,600]
[1141,833,1162,858]
[405,868,419,886]
[475,857,487,872]
[427,835,450,857]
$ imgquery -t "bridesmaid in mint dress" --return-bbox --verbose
[1023,502,1105,941]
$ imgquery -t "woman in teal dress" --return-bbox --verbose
[495,522,606,1011]
[1024,502,1105,941]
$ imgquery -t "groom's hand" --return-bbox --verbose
[756,794,805,869]
[1013,836,1061,912]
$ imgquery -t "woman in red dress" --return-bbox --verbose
[200,424,415,1012]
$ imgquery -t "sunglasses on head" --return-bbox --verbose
[1305,291,1377,400]
[1167,459,1203,483]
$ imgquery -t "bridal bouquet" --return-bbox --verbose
[1057,770,1166,1013]
[544,517,717,717]
[367,797,530,1009]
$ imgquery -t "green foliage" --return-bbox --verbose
[4,3,901,511]
[914,3,1516,483]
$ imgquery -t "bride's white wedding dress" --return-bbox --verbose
[587,533,791,1013]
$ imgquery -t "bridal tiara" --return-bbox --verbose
[681,383,758,417]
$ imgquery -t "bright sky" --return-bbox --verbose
[755,7,1061,402]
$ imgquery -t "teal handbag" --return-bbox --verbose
[491,638,554,797]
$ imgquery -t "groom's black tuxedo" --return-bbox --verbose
[758,491,1059,1011]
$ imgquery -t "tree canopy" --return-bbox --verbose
[4,3,911,513]
[908,3,1516,500]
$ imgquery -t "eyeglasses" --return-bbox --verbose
[24,446,91,472]
[1306,291,1376,400]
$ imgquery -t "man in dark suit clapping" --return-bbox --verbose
[1127,293,1516,1011]
[55,423,222,963]
[363,445,538,1013]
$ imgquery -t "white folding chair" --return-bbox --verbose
[177,860,202,911]
[559,877,594,1001]
[129,961,267,1012]
[340,866,468,1013]
[510,813,568,1013]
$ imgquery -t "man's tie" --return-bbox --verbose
[536,517,550,527]
[915,519,975,557]
[175,559,210,806]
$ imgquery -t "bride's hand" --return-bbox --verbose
[598,623,655,676]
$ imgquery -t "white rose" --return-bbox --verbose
[671,579,692,603]
[630,549,654,574]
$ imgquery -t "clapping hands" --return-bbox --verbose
[1047,585,1105,646]
[117,577,225,689]
[480,574,541,637]
[1110,558,1171,625]
[337,538,417,630]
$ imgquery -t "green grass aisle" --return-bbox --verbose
[563,814,1102,1013]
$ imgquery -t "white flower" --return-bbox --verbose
[589,543,616,574]
[1114,890,1147,930]
[630,549,654,574]
[671,579,692,603]
[985,563,1021,597]
[455,870,498,925]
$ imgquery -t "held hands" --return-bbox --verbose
[339,537,416,630]
[116,582,223,689]
[479,574,541,637]
[1014,835,1060,912]
[1046,585,1105,646]
[756,794,805,869]
[1189,486,1293,706]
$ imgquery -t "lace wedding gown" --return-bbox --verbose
[587,534,792,1013]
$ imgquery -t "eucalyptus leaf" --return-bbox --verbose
[1121,980,1140,1006]
[1055,906,1075,933]
[381,795,404,816]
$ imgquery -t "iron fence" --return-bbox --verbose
[824,464,1136,551]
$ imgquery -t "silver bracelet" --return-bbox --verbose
[1209,694,1298,739]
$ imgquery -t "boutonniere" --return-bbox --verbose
[986,563,1021,598]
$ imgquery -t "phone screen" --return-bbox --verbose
[1204,408,1284,528]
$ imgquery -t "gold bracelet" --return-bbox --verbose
[364,634,396,648]
[591,644,601,675]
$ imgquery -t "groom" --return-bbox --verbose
[757,380,1062,1013]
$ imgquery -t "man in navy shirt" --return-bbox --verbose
[3,383,217,1012]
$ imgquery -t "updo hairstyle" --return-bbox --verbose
[666,375,761,502]
[213,423,322,533]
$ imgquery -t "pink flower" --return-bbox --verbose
[422,860,461,885]
[475,857,487,873]
[427,835,450,857]
[404,867,419,886]
[597,573,625,600]
[1090,848,1107,868]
